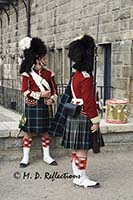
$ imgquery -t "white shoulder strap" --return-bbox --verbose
[71,78,83,105]
[71,79,76,99]
[30,68,50,92]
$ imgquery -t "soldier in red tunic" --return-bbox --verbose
[19,37,58,167]
[62,35,100,188]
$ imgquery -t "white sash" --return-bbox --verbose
[71,79,83,105]
[30,68,50,92]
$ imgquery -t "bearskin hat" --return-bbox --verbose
[68,35,95,74]
[19,37,47,74]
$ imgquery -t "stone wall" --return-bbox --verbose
[0,0,133,114]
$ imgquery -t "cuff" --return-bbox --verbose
[23,90,30,97]
[30,91,41,100]
[90,115,100,124]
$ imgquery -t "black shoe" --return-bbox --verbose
[20,163,29,168]
[89,182,100,188]
[49,160,58,166]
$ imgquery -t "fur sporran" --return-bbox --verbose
[64,103,81,117]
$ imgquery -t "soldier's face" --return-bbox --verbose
[38,55,47,66]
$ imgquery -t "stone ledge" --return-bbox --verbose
[0,106,20,138]
[0,119,133,138]
[0,132,133,151]
[0,106,133,138]
[0,143,132,162]
[0,106,133,151]
[0,146,71,162]
[0,124,10,137]
[0,135,63,150]
[103,132,133,143]
[100,118,133,134]
[0,107,20,120]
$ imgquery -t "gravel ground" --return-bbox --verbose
[0,145,133,200]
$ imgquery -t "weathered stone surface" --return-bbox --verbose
[121,0,133,8]
[100,118,133,134]
[114,9,131,21]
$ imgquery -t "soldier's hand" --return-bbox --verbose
[46,98,54,105]
[91,123,99,133]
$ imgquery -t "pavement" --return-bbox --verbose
[0,145,133,200]
[0,106,133,200]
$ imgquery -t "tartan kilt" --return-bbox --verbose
[61,114,93,150]
[22,98,51,134]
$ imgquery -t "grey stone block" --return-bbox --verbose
[100,118,133,134]
[103,132,133,144]
[0,123,10,138]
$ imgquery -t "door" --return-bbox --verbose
[104,44,111,103]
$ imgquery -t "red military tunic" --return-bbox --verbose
[21,67,58,134]
[71,70,100,124]
[21,67,57,102]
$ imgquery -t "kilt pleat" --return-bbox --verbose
[62,114,93,150]
[22,98,50,134]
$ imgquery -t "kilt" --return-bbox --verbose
[22,98,50,134]
[61,114,93,150]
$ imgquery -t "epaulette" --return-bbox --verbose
[81,71,90,78]
[21,72,30,77]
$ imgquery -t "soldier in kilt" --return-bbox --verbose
[62,35,100,188]
[19,37,58,168]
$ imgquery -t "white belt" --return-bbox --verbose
[71,98,83,105]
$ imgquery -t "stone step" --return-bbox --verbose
[0,143,133,162]
[1,130,133,151]
[0,106,133,160]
